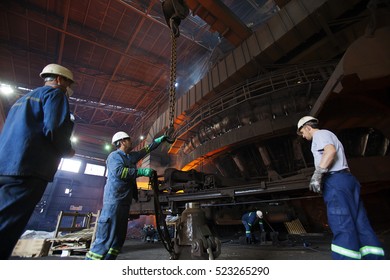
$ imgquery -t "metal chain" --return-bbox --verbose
[168,21,177,129]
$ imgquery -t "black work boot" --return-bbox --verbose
[260,232,266,244]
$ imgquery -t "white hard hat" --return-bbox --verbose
[297,116,318,133]
[112,131,130,144]
[256,210,263,218]
[40,64,74,83]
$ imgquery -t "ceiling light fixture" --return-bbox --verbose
[0,83,14,95]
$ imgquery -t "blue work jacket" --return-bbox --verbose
[0,86,73,181]
[103,141,160,204]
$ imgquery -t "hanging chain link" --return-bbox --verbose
[168,23,177,130]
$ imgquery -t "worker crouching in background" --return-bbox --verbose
[241,210,266,244]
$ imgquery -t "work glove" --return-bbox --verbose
[137,168,155,178]
[309,167,328,193]
[154,135,167,144]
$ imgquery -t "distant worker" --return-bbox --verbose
[241,210,265,244]
[0,63,75,259]
[85,132,166,260]
[142,224,158,243]
[297,116,385,259]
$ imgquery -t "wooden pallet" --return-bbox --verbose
[48,211,100,256]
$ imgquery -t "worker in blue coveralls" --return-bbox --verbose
[297,116,385,260]
[0,64,75,259]
[85,131,166,260]
[242,210,265,244]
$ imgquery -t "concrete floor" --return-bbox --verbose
[116,236,333,260]
[10,231,390,260]
[113,231,390,260]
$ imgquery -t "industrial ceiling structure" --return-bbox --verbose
[0,0,276,158]
[1,0,389,167]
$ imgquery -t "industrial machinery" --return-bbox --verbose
[173,202,221,260]
[132,164,316,259]
[149,170,221,260]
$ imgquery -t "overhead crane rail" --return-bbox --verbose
[174,61,338,140]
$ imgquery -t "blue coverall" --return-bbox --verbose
[0,85,74,259]
[86,141,160,260]
[242,212,264,240]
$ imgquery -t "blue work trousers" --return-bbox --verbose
[242,220,252,238]
[0,176,47,259]
[323,172,385,260]
[86,203,130,260]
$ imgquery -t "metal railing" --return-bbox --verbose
[175,61,337,142]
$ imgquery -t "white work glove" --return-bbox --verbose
[309,167,328,193]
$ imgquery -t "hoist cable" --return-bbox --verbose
[165,19,178,143]
[150,171,177,259]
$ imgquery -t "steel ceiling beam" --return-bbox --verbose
[117,0,211,50]
[89,0,156,123]
[185,0,253,46]
[5,7,168,73]
[57,0,71,64]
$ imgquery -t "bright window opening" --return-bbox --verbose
[84,163,106,176]
[59,159,81,173]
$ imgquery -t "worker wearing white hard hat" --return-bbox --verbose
[111,131,131,145]
[296,116,318,136]
[40,63,75,97]
[86,132,168,260]
[242,210,266,244]
[297,116,385,259]
[40,63,75,82]
[0,63,75,259]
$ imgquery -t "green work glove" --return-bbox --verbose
[137,168,155,178]
[309,167,328,193]
[154,135,167,144]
